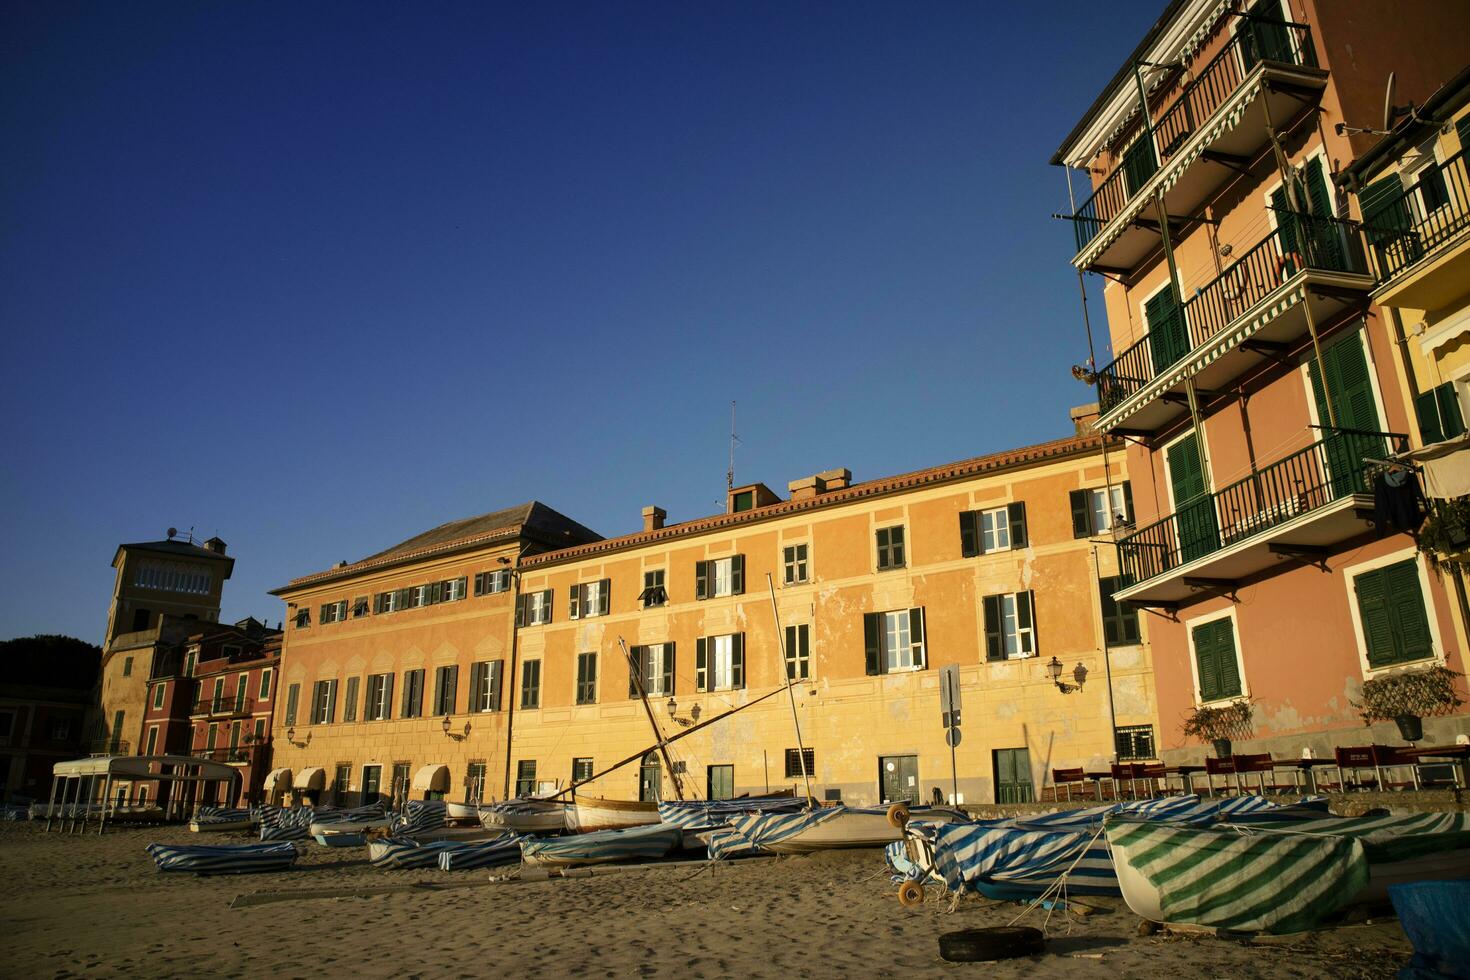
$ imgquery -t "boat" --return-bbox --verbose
[567,794,660,833]
[479,799,568,834]
[658,794,804,850]
[444,800,484,823]
[436,835,526,871]
[309,813,392,836]
[146,841,299,874]
[730,804,967,855]
[520,822,681,868]
[413,825,507,843]
[189,806,255,832]
[313,830,368,847]
[1106,811,1470,934]
[368,833,524,870]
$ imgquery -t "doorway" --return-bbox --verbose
[879,755,919,805]
[638,752,662,802]
[993,748,1035,804]
[361,765,382,805]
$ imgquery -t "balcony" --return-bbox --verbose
[193,745,261,765]
[1365,148,1470,312]
[1115,430,1402,607]
[1069,15,1326,274]
[1096,214,1374,434]
[191,696,259,719]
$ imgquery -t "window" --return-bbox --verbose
[284,683,300,726]
[151,683,165,710]
[575,653,598,705]
[468,660,503,712]
[783,544,809,585]
[983,592,1036,661]
[50,717,71,742]
[640,569,667,608]
[259,668,272,700]
[144,726,158,755]
[696,634,745,692]
[864,608,927,674]
[1191,617,1243,703]
[784,624,811,681]
[206,723,218,750]
[875,526,905,570]
[515,761,537,797]
[520,660,541,708]
[474,569,512,596]
[410,584,432,608]
[234,679,248,712]
[333,764,351,797]
[109,710,124,752]
[1099,576,1141,647]
[365,672,394,721]
[695,556,744,600]
[183,650,197,677]
[569,579,610,620]
[320,600,348,624]
[342,676,360,722]
[732,489,755,512]
[352,597,369,618]
[1354,558,1435,668]
[572,758,594,784]
[708,764,734,800]
[629,643,674,698]
[433,665,459,715]
[374,591,402,615]
[293,607,310,629]
[123,656,134,677]
[362,765,382,803]
[1415,382,1466,446]
[252,718,265,743]
[784,748,814,779]
[392,762,411,801]
[1071,483,1134,537]
[443,577,467,602]
[516,589,553,627]
[466,761,488,802]
[1115,725,1156,761]
[402,669,425,719]
[211,677,225,711]
[310,679,338,724]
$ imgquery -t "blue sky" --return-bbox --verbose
[1,1,1163,643]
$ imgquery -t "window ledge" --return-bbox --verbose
[1362,653,1443,680]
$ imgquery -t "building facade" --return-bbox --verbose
[271,421,1157,807]
[0,636,99,804]
[1053,0,1470,760]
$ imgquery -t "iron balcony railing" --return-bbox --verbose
[192,695,259,717]
[1118,429,1401,585]
[193,745,261,764]
[1096,213,1369,415]
[1070,15,1317,255]
[89,739,129,757]
[1361,148,1470,285]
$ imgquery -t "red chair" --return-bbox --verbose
[1110,763,1139,800]
[1136,762,1169,797]
[1370,745,1420,790]
[1334,746,1378,791]
[1204,756,1236,797]
[1046,767,1088,802]
[1231,754,1294,795]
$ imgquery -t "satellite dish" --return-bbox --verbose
[167,527,178,539]
[1382,72,1398,132]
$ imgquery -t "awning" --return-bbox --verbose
[52,754,241,783]
[1402,434,1470,500]
[293,767,326,791]
[411,764,449,793]
[263,768,292,793]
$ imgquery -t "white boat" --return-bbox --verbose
[567,794,660,833]
[444,801,484,823]
[309,815,392,836]
[732,805,967,855]
[479,799,568,834]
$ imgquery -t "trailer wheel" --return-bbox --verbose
[886,802,910,828]
[937,926,1045,962]
[897,880,925,907]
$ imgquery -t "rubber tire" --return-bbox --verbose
[937,926,1045,963]
[897,880,925,907]
[886,802,911,829]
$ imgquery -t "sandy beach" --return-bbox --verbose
[0,821,1418,979]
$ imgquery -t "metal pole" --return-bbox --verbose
[619,636,684,801]
[765,574,814,805]
[945,670,959,805]
[501,546,528,800]
[44,774,59,832]
[99,775,113,835]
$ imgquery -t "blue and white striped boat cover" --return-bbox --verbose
[260,807,316,841]
[885,840,925,881]
[436,835,526,871]
[520,822,681,866]
[657,796,804,831]
[705,827,770,860]
[192,807,254,825]
[146,841,299,875]
[727,806,855,850]
[393,800,447,836]
[368,837,457,869]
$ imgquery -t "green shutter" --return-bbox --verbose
[863,613,881,675]
[1168,433,1219,563]
[1355,567,1398,667]
[1417,388,1447,445]
[1146,286,1189,373]
[1360,174,1411,248]
[1193,619,1241,702]
[983,595,1003,661]
[1008,502,1028,548]
[662,642,675,696]
[1070,490,1092,538]
[695,561,708,600]
[1439,383,1466,440]
[696,637,709,690]
[731,556,744,595]
[1122,135,1158,197]
[1386,560,1434,664]
[959,511,979,557]
[731,633,745,689]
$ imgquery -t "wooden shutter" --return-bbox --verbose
[628,645,643,698]
[1416,389,1446,444]
[983,595,1003,660]
[863,613,881,675]
[344,676,359,722]
[1070,490,1092,538]
[540,589,553,623]
[909,608,926,669]
[1440,383,1466,440]
[383,673,394,720]
[1008,502,1028,548]
[568,584,581,620]
[662,642,675,696]
[402,672,415,717]
[327,681,337,723]
[446,665,459,713]
[1359,174,1408,246]
[731,556,745,595]
[1386,560,1434,664]
[469,662,484,711]
[1146,287,1188,372]
[514,594,526,628]
[1122,481,1134,524]
[1019,591,1035,655]
[695,561,709,600]
[732,633,745,689]
[489,660,503,711]
[695,637,708,691]
[598,578,611,615]
[959,511,979,557]
[1193,621,1221,701]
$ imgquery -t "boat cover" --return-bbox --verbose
[520,822,680,865]
[146,841,299,875]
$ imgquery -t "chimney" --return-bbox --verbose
[642,506,666,532]
[1070,403,1101,436]
[788,468,852,501]
[817,468,851,491]
[203,536,227,555]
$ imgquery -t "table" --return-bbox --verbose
[1404,744,1470,789]
[1164,764,1205,796]
[1271,758,1338,795]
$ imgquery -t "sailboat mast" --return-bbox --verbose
[619,636,685,800]
[766,573,814,805]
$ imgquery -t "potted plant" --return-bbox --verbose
[1181,699,1254,758]
[1354,665,1464,741]
[1417,495,1470,569]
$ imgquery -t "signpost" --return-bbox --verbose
[939,664,962,805]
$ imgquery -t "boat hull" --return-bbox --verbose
[313,831,367,847]
[309,817,391,836]
[480,802,566,834]
[568,795,660,833]
[520,823,680,868]
[763,809,964,854]
[444,802,482,822]
[190,819,253,833]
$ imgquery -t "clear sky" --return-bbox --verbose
[1,0,1165,643]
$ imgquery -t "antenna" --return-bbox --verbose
[727,401,738,494]
[1383,71,1398,132]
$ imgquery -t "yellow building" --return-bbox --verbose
[271,413,1156,807]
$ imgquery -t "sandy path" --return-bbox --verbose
[1,823,1412,978]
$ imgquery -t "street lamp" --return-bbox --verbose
[1047,657,1088,694]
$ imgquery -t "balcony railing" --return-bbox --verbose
[89,739,129,757]
[1097,213,1369,415]
[1070,15,1317,256]
[193,696,258,717]
[1362,148,1470,285]
[1118,429,1397,584]
[193,746,260,765]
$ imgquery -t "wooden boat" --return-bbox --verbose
[444,801,484,823]
[567,794,660,833]
[520,822,681,868]
[479,799,568,834]
[312,830,368,847]
[733,805,967,855]
[413,825,506,843]
[309,814,391,836]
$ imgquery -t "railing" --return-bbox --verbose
[1069,15,1316,256]
[1362,148,1470,285]
[1095,213,1368,415]
[1118,430,1398,584]
[193,746,260,764]
[89,739,128,757]
[192,696,258,717]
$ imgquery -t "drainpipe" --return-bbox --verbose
[500,544,530,800]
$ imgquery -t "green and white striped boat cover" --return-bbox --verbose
[1246,812,1470,863]
[1106,817,1370,934]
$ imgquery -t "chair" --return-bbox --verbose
[1136,762,1169,797]
[1231,754,1294,795]
[1334,746,1379,791]
[1204,756,1236,797]
[1110,763,1139,800]
[1371,745,1420,790]
[1046,767,1088,802]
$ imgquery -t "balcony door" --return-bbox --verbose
[1309,329,1383,497]
[1147,286,1190,374]
[1272,157,1347,272]
[1168,433,1219,564]
[1239,0,1296,71]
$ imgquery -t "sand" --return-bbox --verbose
[0,821,1414,978]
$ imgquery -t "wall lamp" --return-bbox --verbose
[284,726,311,748]
[1046,657,1088,694]
[442,715,470,741]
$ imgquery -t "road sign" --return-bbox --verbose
[939,665,962,727]
[946,727,962,748]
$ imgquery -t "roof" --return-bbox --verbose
[53,755,242,782]
[274,501,601,594]
[522,432,1112,570]
[1341,64,1470,187]
[112,538,234,570]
